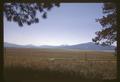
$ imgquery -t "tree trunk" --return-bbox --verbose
[117,3,120,80]
[0,1,4,82]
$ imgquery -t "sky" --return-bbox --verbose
[4,3,104,46]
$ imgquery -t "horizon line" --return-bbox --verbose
[4,41,116,47]
[4,41,94,46]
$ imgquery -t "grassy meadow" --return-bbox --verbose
[4,48,117,82]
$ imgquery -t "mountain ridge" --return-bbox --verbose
[4,42,115,51]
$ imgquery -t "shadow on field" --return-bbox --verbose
[4,66,113,82]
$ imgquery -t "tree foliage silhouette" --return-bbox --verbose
[92,3,117,46]
[4,2,60,27]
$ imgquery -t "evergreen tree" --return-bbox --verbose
[92,3,117,46]
[4,2,60,27]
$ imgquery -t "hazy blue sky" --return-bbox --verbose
[4,3,104,46]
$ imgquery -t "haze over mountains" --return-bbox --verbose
[4,42,115,51]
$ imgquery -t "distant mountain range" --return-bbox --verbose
[4,42,115,51]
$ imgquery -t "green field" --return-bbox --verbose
[4,48,117,82]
